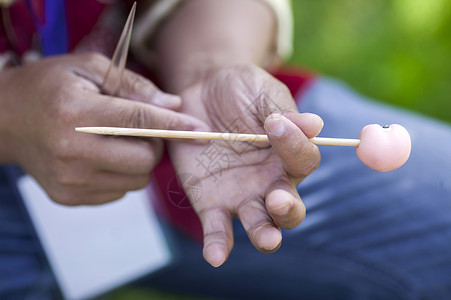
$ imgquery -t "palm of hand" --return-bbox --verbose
[170,65,322,267]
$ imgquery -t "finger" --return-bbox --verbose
[265,178,306,229]
[282,112,324,138]
[78,191,127,205]
[264,113,321,178]
[52,189,126,206]
[84,172,150,193]
[198,207,234,267]
[119,69,181,109]
[237,197,282,253]
[87,137,163,175]
[71,52,181,109]
[88,93,210,132]
[70,52,111,84]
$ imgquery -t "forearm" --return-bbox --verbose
[154,0,277,93]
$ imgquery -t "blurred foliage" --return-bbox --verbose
[289,0,451,123]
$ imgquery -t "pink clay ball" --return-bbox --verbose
[356,124,411,172]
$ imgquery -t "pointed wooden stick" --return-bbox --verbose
[101,2,136,96]
[75,127,360,147]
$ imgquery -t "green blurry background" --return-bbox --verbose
[111,0,450,299]
[290,0,451,123]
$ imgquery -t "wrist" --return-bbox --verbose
[167,52,255,93]
[152,0,277,94]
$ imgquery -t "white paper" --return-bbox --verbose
[17,175,172,300]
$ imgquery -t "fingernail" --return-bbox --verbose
[265,113,286,137]
[191,121,211,144]
[204,244,227,267]
[193,120,211,132]
[276,201,291,216]
[261,229,282,251]
[268,194,291,215]
[303,113,324,130]
[153,92,181,108]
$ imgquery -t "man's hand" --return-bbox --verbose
[0,53,207,205]
[169,64,323,267]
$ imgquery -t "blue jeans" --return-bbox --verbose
[0,167,57,299]
[2,78,451,299]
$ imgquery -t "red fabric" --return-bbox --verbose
[65,0,106,51]
[0,0,106,54]
[273,66,317,103]
[29,0,44,20]
[0,1,36,55]
[152,69,318,243]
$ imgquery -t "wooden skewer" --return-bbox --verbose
[75,127,360,147]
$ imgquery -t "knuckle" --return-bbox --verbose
[164,112,197,131]
[123,105,187,131]
[54,171,72,186]
[204,231,229,247]
[53,94,82,125]
[53,140,72,160]
[122,105,149,129]
[166,116,185,130]
[310,154,322,172]
[54,167,86,188]
[128,75,143,94]
[287,139,302,155]
[126,72,155,96]
[82,52,108,65]
[287,143,321,177]
[302,150,321,175]
[199,207,231,231]
[52,138,80,161]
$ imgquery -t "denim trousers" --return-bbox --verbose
[1,78,451,299]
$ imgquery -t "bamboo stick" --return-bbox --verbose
[75,127,360,147]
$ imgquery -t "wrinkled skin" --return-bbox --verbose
[0,53,207,205]
[170,64,324,267]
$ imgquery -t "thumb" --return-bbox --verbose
[118,69,182,110]
[264,113,322,178]
[93,94,209,132]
